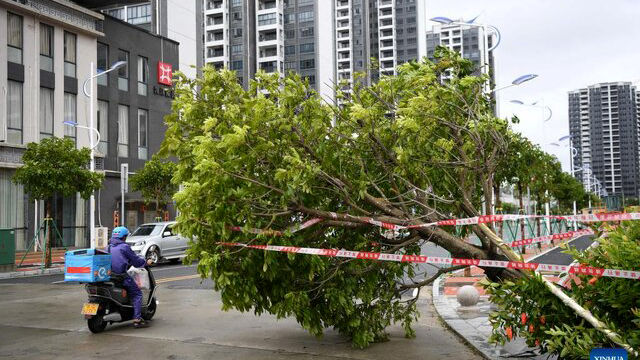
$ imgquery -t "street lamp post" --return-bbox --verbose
[510,99,553,122]
[64,60,125,249]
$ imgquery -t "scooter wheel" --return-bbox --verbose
[142,297,157,321]
[87,310,107,333]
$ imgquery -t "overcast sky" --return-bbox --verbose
[426,0,640,172]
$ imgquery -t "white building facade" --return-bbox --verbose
[0,0,104,250]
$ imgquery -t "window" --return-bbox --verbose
[127,4,151,25]
[298,11,314,22]
[285,45,295,55]
[107,8,125,20]
[7,13,23,64]
[258,13,276,26]
[118,105,129,158]
[137,56,148,96]
[97,42,109,86]
[97,101,108,154]
[300,59,315,69]
[284,13,294,24]
[64,93,77,141]
[234,28,243,38]
[303,75,315,85]
[39,88,54,140]
[137,109,148,160]
[285,29,295,39]
[300,26,314,37]
[299,43,314,53]
[231,0,242,7]
[232,44,243,54]
[233,12,242,21]
[40,24,54,72]
[7,81,23,144]
[118,50,129,91]
[64,32,77,77]
[230,60,243,70]
[284,61,295,70]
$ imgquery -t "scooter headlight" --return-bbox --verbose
[134,240,146,247]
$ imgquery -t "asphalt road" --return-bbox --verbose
[528,235,595,265]
[0,260,480,360]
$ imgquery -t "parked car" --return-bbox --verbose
[127,221,189,265]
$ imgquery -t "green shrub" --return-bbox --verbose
[484,222,640,359]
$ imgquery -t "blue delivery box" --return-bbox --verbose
[64,248,111,282]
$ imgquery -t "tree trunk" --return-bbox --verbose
[156,197,162,220]
[494,182,503,237]
[45,200,52,268]
[517,182,525,241]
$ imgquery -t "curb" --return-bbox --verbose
[0,266,65,280]
[431,275,492,360]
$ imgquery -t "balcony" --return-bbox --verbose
[380,50,394,59]
[206,14,224,29]
[259,60,278,73]
[337,19,350,29]
[259,0,277,10]
[379,18,393,28]
[337,40,351,49]
[379,0,393,8]
[336,0,349,9]
[379,8,392,17]
[206,46,225,59]
[206,30,225,46]
[380,39,393,48]
[258,30,278,42]
[259,46,278,58]
[337,30,350,39]
[337,9,349,18]
[379,29,393,38]
[205,0,224,11]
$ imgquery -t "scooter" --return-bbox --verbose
[81,266,158,333]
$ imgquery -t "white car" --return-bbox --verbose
[127,221,189,265]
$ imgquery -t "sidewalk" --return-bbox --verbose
[432,237,583,359]
[0,249,66,279]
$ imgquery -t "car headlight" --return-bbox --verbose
[134,241,146,247]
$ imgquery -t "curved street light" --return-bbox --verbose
[430,16,501,51]
[510,99,552,122]
[491,74,539,93]
[66,60,126,249]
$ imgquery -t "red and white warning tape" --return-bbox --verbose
[227,213,639,237]
[218,241,640,281]
[509,229,594,247]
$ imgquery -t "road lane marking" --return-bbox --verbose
[156,274,202,284]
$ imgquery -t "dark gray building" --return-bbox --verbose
[96,14,179,230]
[568,82,640,201]
[74,0,202,79]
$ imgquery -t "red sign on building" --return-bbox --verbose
[157,61,173,85]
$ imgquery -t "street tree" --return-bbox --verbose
[162,50,626,349]
[129,156,178,219]
[13,137,103,266]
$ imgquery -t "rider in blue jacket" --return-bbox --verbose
[108,226,152,328]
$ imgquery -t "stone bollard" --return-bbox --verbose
[456,285,479,307]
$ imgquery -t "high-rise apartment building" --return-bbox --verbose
[568,82,640,200]
[425,22,495,86]
[203,0,426,101]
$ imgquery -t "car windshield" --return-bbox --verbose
[131,225,162,236]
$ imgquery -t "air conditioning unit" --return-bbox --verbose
[95,227,109,249]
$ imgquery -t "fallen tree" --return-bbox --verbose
[161,50,628,349]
